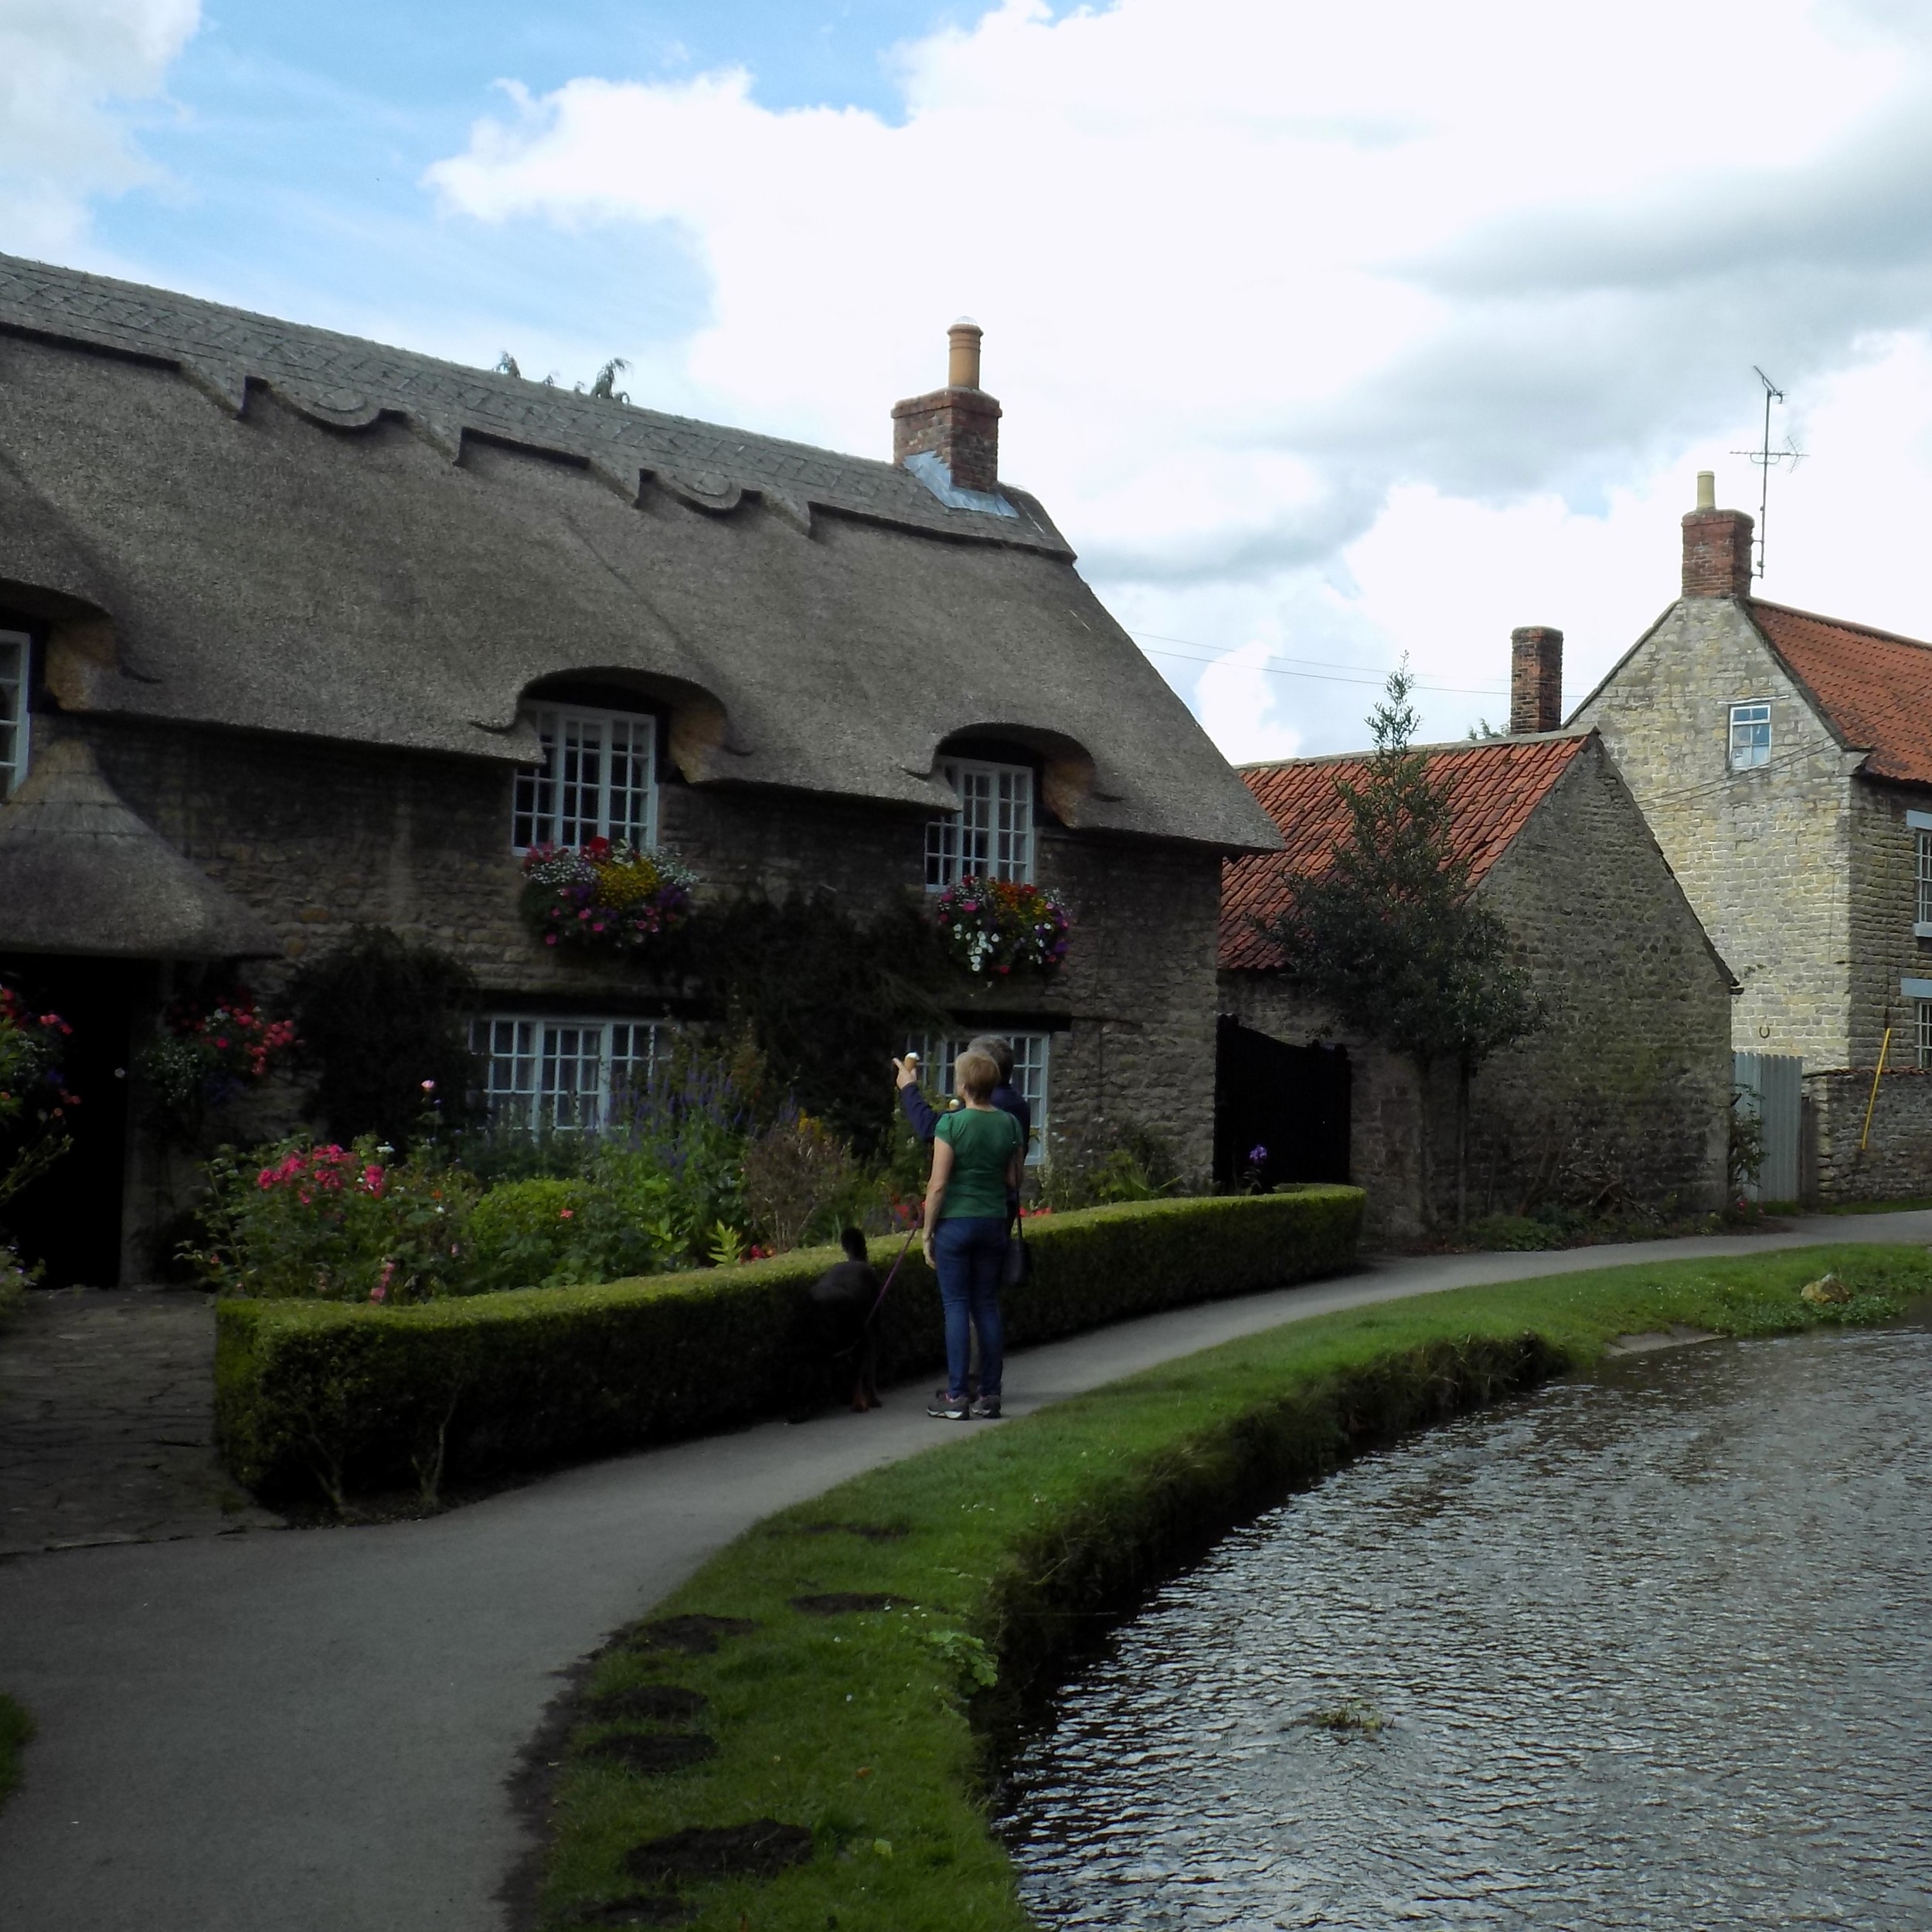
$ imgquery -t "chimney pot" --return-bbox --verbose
[1681,479,1756,598]
[893,319,1002,495]
[947,318,983,389]
[1510,626,1564,735]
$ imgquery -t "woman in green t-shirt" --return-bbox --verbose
[921,1049,1025,1420]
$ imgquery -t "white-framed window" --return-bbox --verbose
[512,705,657,852]
[0,629,28,801]
[1920,1001,1932,1071]
[1916,828,1932,934]
[1729,700,1771,770]
[911,1031,1050,1165]
[471,1015,665,1131]
[925,758,1034,890]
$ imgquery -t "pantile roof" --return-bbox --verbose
[1221,732,1592,971]
[1747,600,1932,787]
[0,253,1279,852]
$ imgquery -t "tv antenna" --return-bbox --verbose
[1730,367,1804,579]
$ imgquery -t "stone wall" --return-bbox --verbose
[1805,1067,1932,1201]
[41,713,1225,1274]
[1847,780,1932,1070]
[1576,598,1856,1063]
[1220,739,1733,1242]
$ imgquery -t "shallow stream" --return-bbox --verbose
[999,1325,1932,1929]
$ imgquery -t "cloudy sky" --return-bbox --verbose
[9,0,1932,757]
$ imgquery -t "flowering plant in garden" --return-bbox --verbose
[137,988,297,1131]
[0,986,78,1208]
[518,838,698,954]
[932,876,1070,977]
[189,1134,481,1302]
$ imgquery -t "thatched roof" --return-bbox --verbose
[0,739,281,958]
[0,253,1279,852]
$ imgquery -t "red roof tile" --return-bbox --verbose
[1747,600,1932,787]
[1220,733,1592,971]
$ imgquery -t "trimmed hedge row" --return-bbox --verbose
[214,1186,1363,1502]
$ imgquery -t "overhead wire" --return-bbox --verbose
[1128,629,1511,698]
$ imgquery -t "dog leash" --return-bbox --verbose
[866,1225,920,1325]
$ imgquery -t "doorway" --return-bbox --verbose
[1,955,148,1286]
[1213,1015,1351,1192]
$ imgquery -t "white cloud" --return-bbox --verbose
[0,0,199,254]
[411,1,1932,752]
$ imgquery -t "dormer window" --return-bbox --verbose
[1728,701,1771,770]
[512,703,657,852]
[0,630,28,801]
[926,757,1034,889]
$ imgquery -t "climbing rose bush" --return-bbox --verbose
[0,985,78,1209]
[518,838,697,954]
[934,876,1070,976]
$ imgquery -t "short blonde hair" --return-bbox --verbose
[954,1050,1001,1103]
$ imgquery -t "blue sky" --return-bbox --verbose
[92,2,980,374]
[13,0,1932,758]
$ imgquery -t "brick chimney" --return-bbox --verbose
[1509,626,1564,734]
[892,318,1001,495]
[1682,470,1756,597]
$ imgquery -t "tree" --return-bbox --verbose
[1258,665,1545,1223]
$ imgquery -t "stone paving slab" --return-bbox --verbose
[0,1287,283,1556]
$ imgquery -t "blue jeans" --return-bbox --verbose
[934,1215,1006,1401]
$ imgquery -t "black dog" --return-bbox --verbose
[808,1227,882,1411]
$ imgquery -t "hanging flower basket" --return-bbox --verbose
[934,876,1070,977]
[519,838,698,954]
[136,988,298,1128]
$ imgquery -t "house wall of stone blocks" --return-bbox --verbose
[1804,1069,1932,1201]
[53,710,1223,1271]
[1576,599,1857,1065]
[1221,740,1734,1242]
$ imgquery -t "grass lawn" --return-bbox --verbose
[0,1693,33,1812]
[537,1243,1932,1931]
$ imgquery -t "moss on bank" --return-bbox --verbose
[536,1244,1931,1932]
[0,1692,33,1812]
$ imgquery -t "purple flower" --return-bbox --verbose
[1248,1144,1268,1165]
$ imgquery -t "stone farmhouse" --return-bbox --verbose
[0,253,1277,1285]
[1220,664,1736,1240]
[1573,475,1932,1198]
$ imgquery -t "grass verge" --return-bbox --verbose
[0,1693,34,1812]
[536,1243,1930,1932]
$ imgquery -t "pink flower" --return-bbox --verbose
[559,1208,574,1219]
[369,1281,387,1303]
[420,1080,436,1093]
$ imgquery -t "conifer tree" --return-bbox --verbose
[1260,665,1544,1223]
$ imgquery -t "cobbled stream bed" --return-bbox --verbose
[999,1325,1932,1929]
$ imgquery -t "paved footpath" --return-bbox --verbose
[2,1213,1927,1932]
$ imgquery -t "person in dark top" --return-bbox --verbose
[808,1226,881,1411]
[895,1035,1032,1153]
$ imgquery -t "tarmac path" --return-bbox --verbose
[2,1211,1927,1932]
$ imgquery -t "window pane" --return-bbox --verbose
[1918,832,1932,927]
[923,758,1035,889]
[474,1015,670,1131]
[1729,702,1770,770]
[0,632,24,799]
[1920,1001,1932,1070]
[512,703,658,852]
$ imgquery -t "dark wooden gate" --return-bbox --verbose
[1213,1015,1351,1191]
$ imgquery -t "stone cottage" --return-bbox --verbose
[0,255,1277,1284]
[1220,668,1736,1240]
[1573,474,1932,1198]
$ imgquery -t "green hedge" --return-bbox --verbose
[215,1187,1362,1503]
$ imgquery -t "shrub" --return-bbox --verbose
[216,1187,1365,1502]
[190,1135,479,1302]
[287,927,483,1146]
[740,1107,862,1250]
